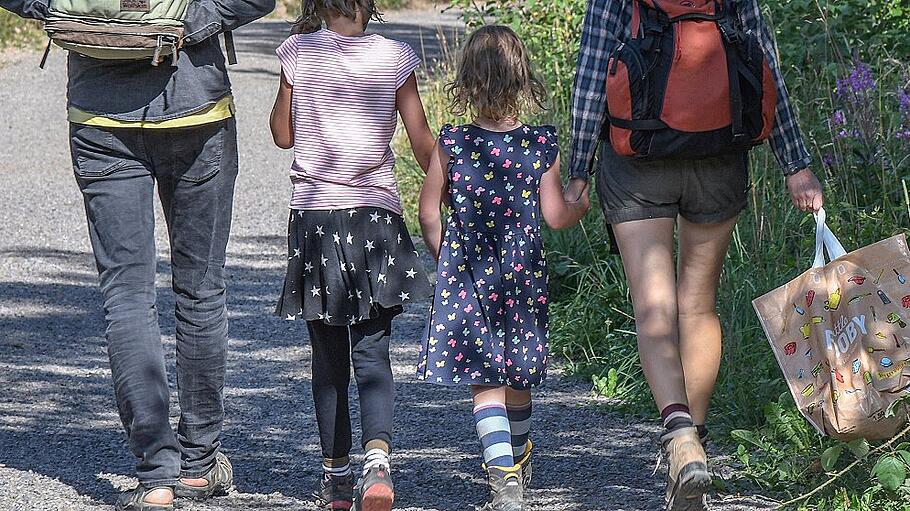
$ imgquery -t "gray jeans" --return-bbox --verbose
[69,118,238,487]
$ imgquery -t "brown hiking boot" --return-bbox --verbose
[661,427,710,511]
[482,465,524,511]
[484,441,534,488]
[175,452,233,500]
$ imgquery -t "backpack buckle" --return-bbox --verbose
[718,20,743,44]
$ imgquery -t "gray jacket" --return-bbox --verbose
[1,0,275,121]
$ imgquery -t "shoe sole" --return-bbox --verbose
[667,463,710,511]
[359,484,394,511]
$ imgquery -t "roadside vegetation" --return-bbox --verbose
[394,0,910,508]
[0,10,42,49]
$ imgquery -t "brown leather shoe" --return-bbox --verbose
[662,427,710,511]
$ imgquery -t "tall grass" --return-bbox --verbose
[393,0,910,507]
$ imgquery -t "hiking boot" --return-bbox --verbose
[514,440,533,488]
[314,472,354,510]
[482,465,523,511]
[354,465,394,511]
[661,427,710,511]
[114,485,174,511]
[175,452,233,500]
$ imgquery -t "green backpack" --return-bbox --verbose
[41,0,235,66]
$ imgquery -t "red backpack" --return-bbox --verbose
[604,0,777,160]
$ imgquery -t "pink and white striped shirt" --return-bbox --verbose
[276,29,421,215]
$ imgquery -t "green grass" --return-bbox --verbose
[0,10,43,50]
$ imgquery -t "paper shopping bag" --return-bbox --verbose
[753,209,910,440]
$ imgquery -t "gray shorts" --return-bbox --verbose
[595,143,750,225]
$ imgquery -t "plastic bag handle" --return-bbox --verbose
[812,207,848,268]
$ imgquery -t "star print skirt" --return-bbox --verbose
[275,208,432,326]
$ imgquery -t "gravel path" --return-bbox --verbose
[0,8,772,511]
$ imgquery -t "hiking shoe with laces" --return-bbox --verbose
[114,485,174,511]
[481,440,533,489]
[314,472,354,510]
[514,439,533,488]
[482,465,524,511]
[175,452,233,500]
[355,465,394,511]
[661,427,710,511]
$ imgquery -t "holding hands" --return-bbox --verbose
[563,177,590,206]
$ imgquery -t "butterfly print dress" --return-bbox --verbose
[417,124,559,389]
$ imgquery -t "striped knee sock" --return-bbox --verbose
[661,403,694,434]
[506,400,532,459]
[473,403,514,468]
[362,440,391,475]
[323,456,352,477]
[696,424,708,443]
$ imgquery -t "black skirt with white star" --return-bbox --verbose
[275,208,433,326]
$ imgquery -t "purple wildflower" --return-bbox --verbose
[822,153,837,168]
[828,109,850,140]
[898,88,910,141]
[837,61,877,103]
[832,110,846,125]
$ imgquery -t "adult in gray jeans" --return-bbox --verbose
[0,0,274,508]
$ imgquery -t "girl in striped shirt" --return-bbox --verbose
[269,1,434,509]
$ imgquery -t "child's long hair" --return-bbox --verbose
[446,25,547,123]
[292,0,383,34]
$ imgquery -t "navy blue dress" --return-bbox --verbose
[417,124,559,389]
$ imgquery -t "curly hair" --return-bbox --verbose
[292,0,383,34]
[446,25,547,123]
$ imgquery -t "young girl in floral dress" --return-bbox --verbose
[417,25,589,511]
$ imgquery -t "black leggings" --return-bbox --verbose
[306,307,396,459]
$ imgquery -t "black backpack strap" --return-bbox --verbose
[223,30,237,65]
[718,0,758,142]
[608,117,667,131]
[637,2,668,52]
[39,39,52,69]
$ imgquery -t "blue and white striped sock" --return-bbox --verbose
[507,400,532,459]
[473,403,514,468]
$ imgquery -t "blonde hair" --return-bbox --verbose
[292,0,383,34]
[446,25,547,123]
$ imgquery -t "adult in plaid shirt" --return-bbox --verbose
[563,1,823,509]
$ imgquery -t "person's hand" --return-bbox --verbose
[564,177,589,204]
[786,168,823,212]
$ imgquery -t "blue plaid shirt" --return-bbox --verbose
[568,0,813,178]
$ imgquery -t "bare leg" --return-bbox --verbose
[504,388,531,407]
[612,218,688,412]
[472,385,507,407]
[676,216,738,426]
